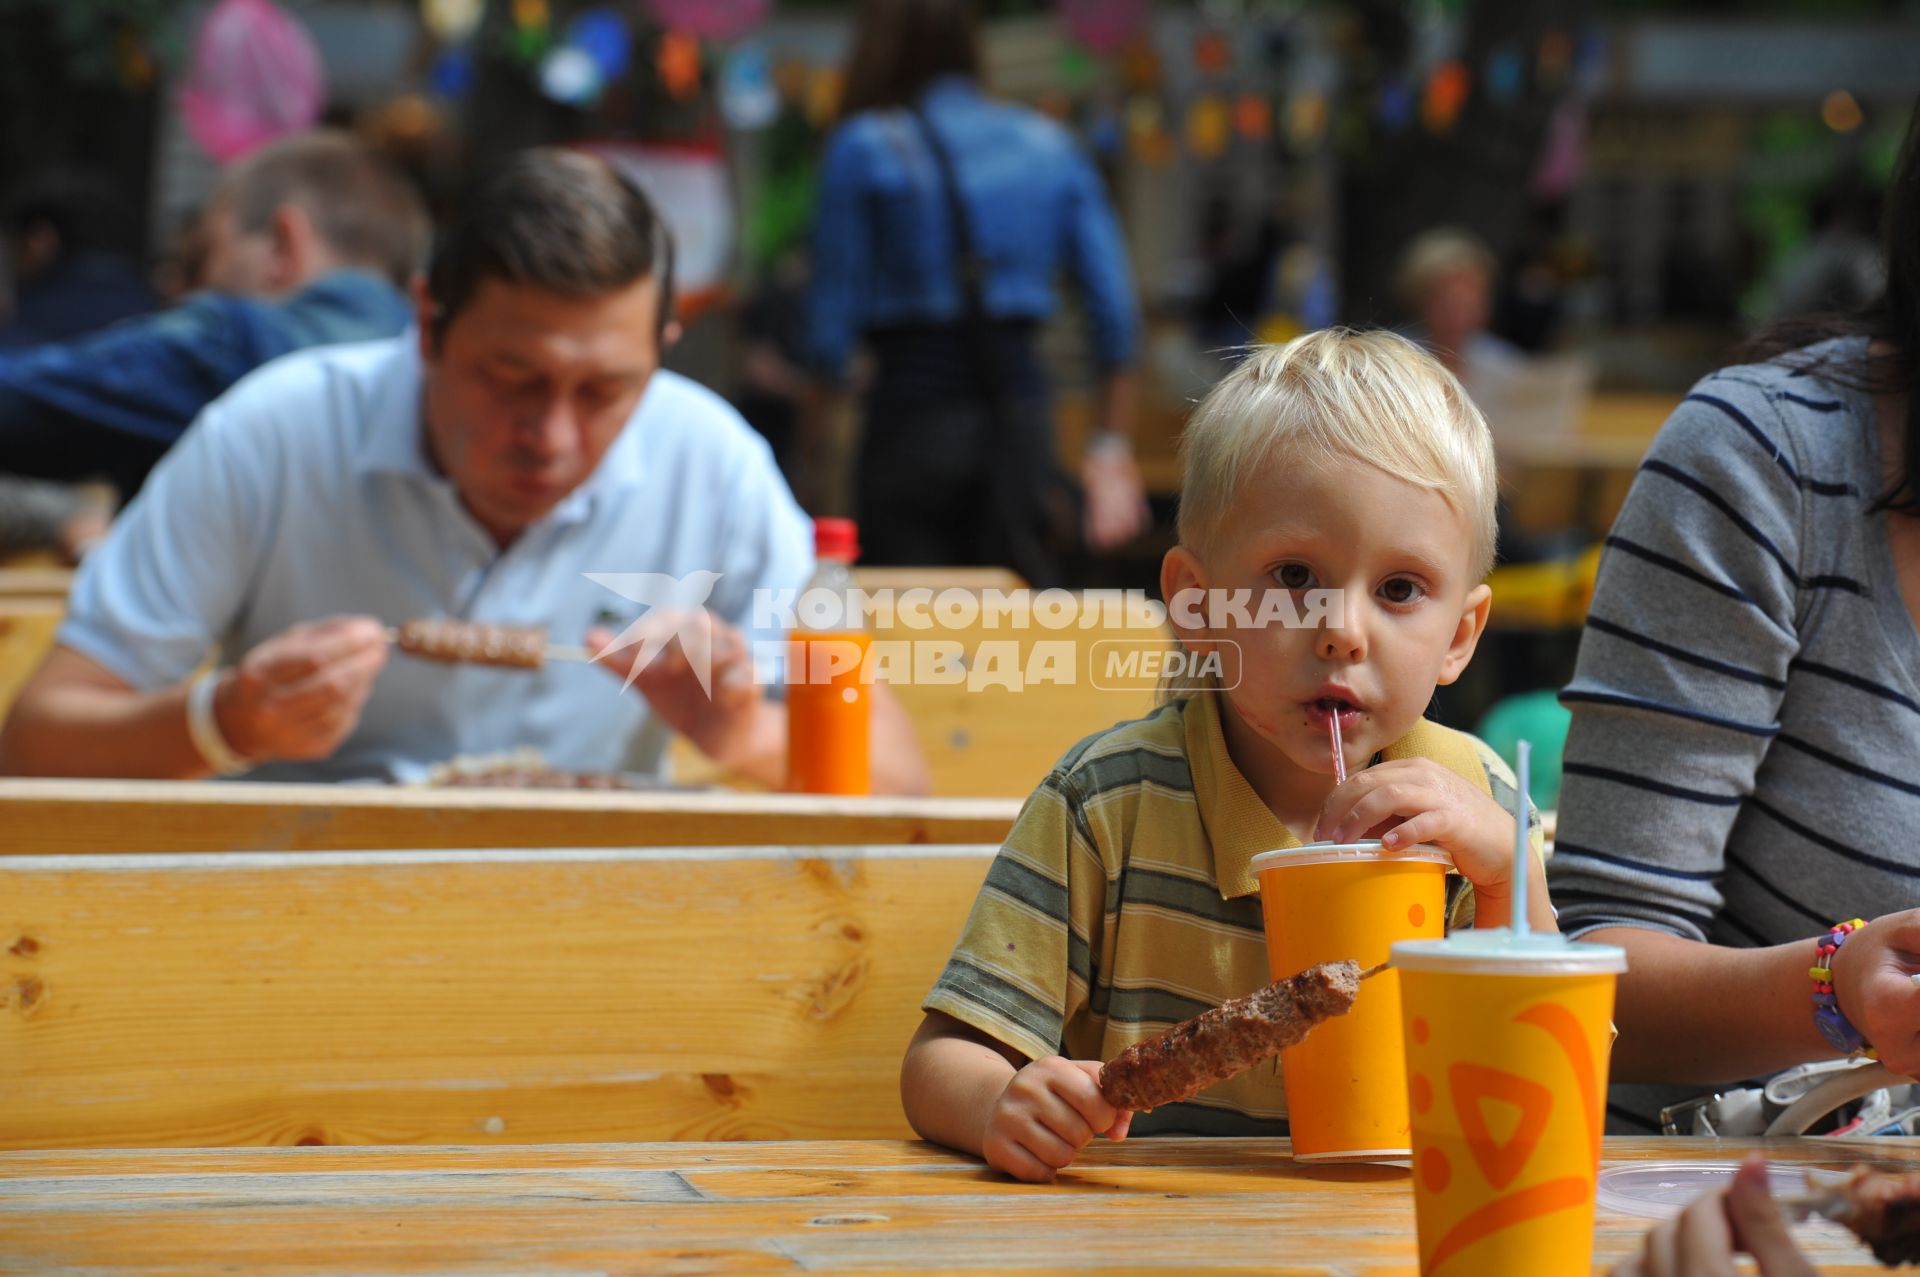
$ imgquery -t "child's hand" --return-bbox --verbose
[981,1056,1133,1182]
[1315,758,1548,930]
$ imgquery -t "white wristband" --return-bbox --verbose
[1088,431,1132,460]
[186,669,252,776]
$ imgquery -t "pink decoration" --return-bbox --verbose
[180,0,325,163]
[645,0,769,42]
[1059,0,1149,54]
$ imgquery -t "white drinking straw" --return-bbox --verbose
[1511,740,1532,936]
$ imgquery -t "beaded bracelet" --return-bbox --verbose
[1811,917,1876,1060]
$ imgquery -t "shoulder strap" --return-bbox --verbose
[906,103,1003,406]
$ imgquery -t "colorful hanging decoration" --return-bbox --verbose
[1185,94,1231,159]
[430,43,477,98]
[566,8,632,82]
[510,0,551,63]
[1486,44,1524,103]
[719,44,779,129]
[539,46,602,106]
[1377,76,1413,132]
[1234,92,1272,142]
[804,67,843,126]
[1536,29,1572,90]
[116,27,157,91]
[422,0,483,43]
[646,0,769,43]
[1193,31,1231,77]
[1575,31,1609,93]
[1058,44,1096,93]
[1059,0,1149,55]
[1120,36,1162,93]
[1285,90,1328,152]
[181,0,325,163]
[1124,96,1173,165]
[1421,60,1470,133]
[657,29,702,101]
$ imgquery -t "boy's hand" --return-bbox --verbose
[1314,759,1534,922]
[982,1056,1133,1183]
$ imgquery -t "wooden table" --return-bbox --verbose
[0,1137,1906,1274]
[0,778,1021,854]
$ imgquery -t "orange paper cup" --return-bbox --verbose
[1251,841,1449,1162]
[1392,934,1626,1277]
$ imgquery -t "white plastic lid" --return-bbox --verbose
[1250,839,1453,872]
[1595,1162,1849,1220]
[1391,930,1627,975]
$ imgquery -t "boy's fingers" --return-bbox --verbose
[1106,1109,1133,1140]
[1326,783,1427,844]
[1062,1060,1123,1135]
[1019,1116,1084,1168]
[985,1140,1056,1183]
[1379,811,1448,851]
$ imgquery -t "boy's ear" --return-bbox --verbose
[1435,581,1492,686]
[1160,545,1213,655]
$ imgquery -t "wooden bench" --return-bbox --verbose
[1,841,995,1149]
[0,567,73,600]
[0,598,61,719]
[0,778,1021,855]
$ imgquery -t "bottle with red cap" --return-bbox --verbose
[787,517,872,794]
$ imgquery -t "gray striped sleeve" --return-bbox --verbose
[1552,375,1807,942]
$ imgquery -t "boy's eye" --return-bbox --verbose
[1274,563,1316,590]
[1379,577,1425,604]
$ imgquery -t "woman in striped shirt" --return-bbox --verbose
[1551,102,1920,1126]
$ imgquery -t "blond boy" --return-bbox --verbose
[900,329,1554,1182]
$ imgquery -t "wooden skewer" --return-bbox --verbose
[381,627,593,665]
[1359,961,1391,981]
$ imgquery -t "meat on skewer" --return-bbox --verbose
[1797,1167,1920,1266]
[395,619,550,670]
[1099,959,1362,1112]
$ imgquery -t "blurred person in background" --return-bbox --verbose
[804,0,1146,583]
[0,147,930,793]
[0,168,157,349]
[1397,226,1524,393]
[1765,173,1885,323]
[0,130,423,502]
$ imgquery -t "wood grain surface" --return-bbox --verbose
[0,1136,1905,1274]
[2,845,994,1149]
[0,778,1021,855]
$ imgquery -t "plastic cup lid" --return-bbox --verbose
[1391,930,1627,975]
[1250,839,1452,872]
[1595,1162,1849,1220]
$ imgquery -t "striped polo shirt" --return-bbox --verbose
[1551,338,1920,1129]
[924,689,1537,1136]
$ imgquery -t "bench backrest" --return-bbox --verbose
[2,842,995,1149]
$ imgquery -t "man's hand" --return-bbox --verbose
[1081,446,1149,552]
[981,1056,1132,1183]
[587,609,764,770]
[214,615,389,763]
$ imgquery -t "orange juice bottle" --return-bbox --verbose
[787,518,872,794]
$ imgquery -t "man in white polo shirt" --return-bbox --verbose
[0,148,927,790]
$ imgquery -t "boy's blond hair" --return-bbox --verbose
[1176,327,1498,579]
